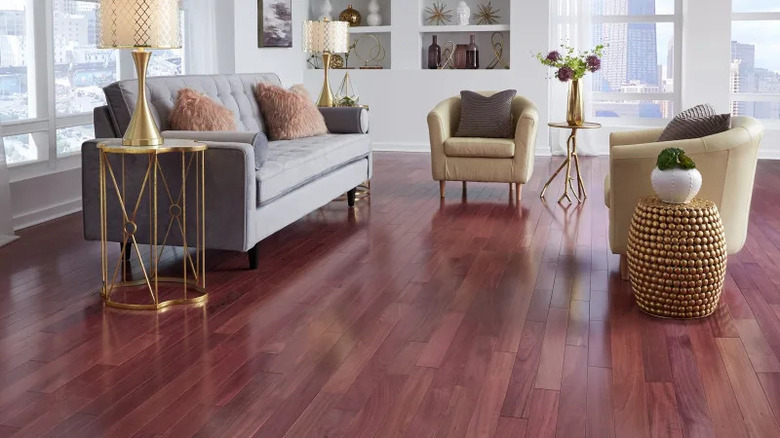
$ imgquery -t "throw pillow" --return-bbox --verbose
[254,83,328,141]
[658,104,731,142]
[455,90,517,138]
[169,88,236,131]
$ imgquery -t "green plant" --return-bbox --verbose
[657,148,696,171]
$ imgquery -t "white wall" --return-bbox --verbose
[234,0,309,85]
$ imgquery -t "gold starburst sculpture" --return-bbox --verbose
[425,1,453,26]
[475,1,501,25]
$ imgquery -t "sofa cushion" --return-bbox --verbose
[254,83,328,140]
[455,90,517,138]
[169,88,236,131]
[256,134,371,205]
[444,137,515,158]
[103,73,282,136]
[658,104,731,142]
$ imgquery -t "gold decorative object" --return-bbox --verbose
[425,1,453,25]
[303,20,350,107]
[330,54,345,69]
[486,32,509,69]
[475,1,501,25]
[336,71,359,107]
[627,197,727,319]
[353,34,386,69]
[439,41,456,69]
[98,139,207,310]
[98,0,181,147]
[541,122,601,203]
[567,79,584,126]
[339,5,361,26]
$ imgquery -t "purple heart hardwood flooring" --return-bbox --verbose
[2,152,780,437]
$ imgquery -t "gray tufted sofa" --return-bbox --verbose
[81,73,371,269]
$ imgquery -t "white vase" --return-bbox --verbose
[456,1,470,26]
[366,0,382,26]
[651,167,702,204]
[320,0,333,20]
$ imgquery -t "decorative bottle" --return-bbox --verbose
[428,35,441,69]
[367,0,382,26]
[466,35,479,69]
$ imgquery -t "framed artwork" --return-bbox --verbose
[258,0,293,48]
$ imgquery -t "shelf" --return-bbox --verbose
[349,26,392,34]
[419,24,510,33]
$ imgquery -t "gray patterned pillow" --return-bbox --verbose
[658,104,731,142]
[455,90,517,138]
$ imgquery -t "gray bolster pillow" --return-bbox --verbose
[318,107,370,134]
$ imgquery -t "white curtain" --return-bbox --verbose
[0,128,18,247]
[550,0,599,156]
[182,0,219,74]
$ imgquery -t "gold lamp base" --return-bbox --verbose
[317,52,335,107]
[123,49,163,146]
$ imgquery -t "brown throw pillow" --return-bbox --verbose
[658,104,731,142]
[254,83,328,141]
[455,90,517,138]
[169,88,236,131]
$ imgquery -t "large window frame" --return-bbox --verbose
[730,7,780,125]
[589,0,683,127]
[2,0,187,180]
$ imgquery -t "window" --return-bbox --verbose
[589,0,681,123]
[0,0,33,123]
[731,1,780,120]
[1,0,187,169]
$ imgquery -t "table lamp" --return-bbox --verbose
[99,0,181,146]
[302,20,349,107]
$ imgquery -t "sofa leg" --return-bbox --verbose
[347,188,357,207]
[248,244,259,270]
[440,181,446,198]
[620,255,629,281]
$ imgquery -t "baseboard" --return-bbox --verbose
[0,234,19,248]
[13,198,82,231]
[373,142,430,153]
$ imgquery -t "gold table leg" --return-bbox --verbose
[540,129,587,203]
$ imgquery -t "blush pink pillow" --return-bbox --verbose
[169,88,236,131]
[254,83,328,140]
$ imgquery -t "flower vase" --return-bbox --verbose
[567,79,584,126]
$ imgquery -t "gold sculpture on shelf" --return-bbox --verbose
[425,1,453,25]
[475,1,501,25]
[486,32,509,69]
[627,197,727,319]
[353,34,386,69]
[339,4,361,26]
[439,41,456,69]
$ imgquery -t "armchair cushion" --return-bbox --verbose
[658,104,730,142]
[454,90,517,138]
[444,137,515,159]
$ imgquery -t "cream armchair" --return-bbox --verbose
[427,92,538,201]
[606,116,763,277]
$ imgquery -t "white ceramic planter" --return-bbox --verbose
[651,167,702,204]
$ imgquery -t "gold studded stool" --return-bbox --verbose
[627,196,727,319]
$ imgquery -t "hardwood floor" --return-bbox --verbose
[2,152,780,437]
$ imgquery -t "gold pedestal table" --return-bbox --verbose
[541,122,601,203]
[98,139,207,310]
[627,196,727,319]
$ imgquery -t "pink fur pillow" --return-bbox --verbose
[169,88,236,131]
[254,83,328,140]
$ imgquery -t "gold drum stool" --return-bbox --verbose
[627,196,727,319]
[98,139,207,310]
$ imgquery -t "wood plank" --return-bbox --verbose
[535,308,569,390]
[734,319,780,372]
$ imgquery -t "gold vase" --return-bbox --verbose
[566,79,584,127]
[339,5,361,26]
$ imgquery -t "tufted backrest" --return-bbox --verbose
[102,73,283,136]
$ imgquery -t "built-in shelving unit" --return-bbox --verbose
[418,24,510,33]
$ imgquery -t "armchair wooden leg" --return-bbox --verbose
[515,183,522,203]
[462,181,467,190]
[620,255,629,281]
[440,181,446,198]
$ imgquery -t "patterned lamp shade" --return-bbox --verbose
[302,20,349,54]
[99,0,181,49]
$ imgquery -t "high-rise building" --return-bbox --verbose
[731,41,756,116]
[626,0,658,86]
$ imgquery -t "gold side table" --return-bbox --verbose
[541,122,601,203]
[98,139,207,310]
[627,196,727,319]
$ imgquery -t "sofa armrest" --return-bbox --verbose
[318,107,370,134]
[161,130,269,169]
[81,139,257,252]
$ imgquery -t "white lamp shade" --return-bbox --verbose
[99,0,181,49]
[302,20,349,54]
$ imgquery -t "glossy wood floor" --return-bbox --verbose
[2,153,780,438]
